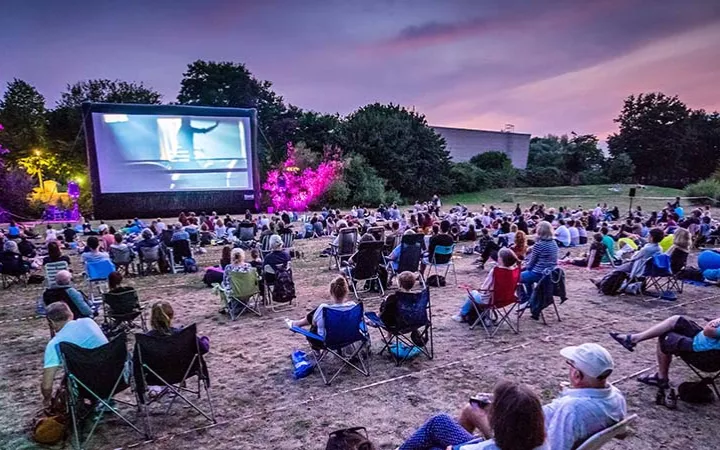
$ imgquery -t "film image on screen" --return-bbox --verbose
[91,112,253,193]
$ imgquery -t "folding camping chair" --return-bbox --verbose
[238,223,256,243]
[677,350,720,399]
[365,288,433,366]
[44,287,93,321]
[221,270,262,318]
[639,254,682,298]
[289,304,371,385]
[133,324,215,434]
[103,287,147,333]
[85,259,116,305]
[167,239,192,274]
[110,246,135,276]
[575,414,638,450]
[386,233,426,288]
[428,244,457,285]
[263,263,296,312]
[258,234,273,258]
[518,267,565,327]
[366,226,385,243]
[467,266,521,336]
[330,227,359,270]
[343,240,385,300]
[44,260,69,289]
[0,252,29,288]
[138,245,161,275]
[280,231,296,257]
[59,334,147,449]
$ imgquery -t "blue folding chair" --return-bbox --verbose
[85,259,116,305]
[641,254,679,299]
[290,304,371,385]
[428,244,457,285]
[365,288,433,366]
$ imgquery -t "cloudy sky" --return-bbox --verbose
[1,0,719,140]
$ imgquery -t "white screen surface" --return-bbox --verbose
[91,112,253,193]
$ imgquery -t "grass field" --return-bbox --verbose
[444,184,684,213]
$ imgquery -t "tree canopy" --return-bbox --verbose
[0,79,47,162]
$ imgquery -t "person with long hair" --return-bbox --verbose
[511,230,527,260]
[43,241,71,266]
[147,301,209,353]
[665,227,690,273]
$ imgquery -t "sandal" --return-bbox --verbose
[609,332,635,352]
[638,372,669,388]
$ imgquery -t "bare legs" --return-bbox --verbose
[629,315,682,344]
[458,405,492,438]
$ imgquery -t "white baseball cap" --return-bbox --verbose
[560,343,614,379]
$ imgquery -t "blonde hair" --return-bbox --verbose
[231,248,246,264]
[536,221,553,240]
[398,271,416,291]
[329,276,349,301]
[150,301,174,335]
[672,228,690,252]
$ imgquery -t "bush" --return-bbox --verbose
[524,167,567,187]
[0,168,35,216]
[450,162,488,193]
[469,151,512,170]
[579,169,609,185]
[685,179,720,204]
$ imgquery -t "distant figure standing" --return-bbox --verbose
[177,118,219,160]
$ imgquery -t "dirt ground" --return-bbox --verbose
[1,230,719,450]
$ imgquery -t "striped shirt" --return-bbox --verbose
[526,238,558,274]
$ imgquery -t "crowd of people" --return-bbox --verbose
[3,192,720,449]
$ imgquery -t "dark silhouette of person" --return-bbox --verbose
[177,118,219,160]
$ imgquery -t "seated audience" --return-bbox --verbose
[665,227,690,273]
[521,221,558,301]
[1,240,31,273]
[80,236,111,265]
[100,228,115,251]
[147,300,209,354]
[263,234,291,284]
[7,220,21,238]
[134,228,160,252]
[399,343,625,450]
[379,271,419,330]
[568,220,580,246]
[422,220,454,274]
[608,228,663,279]
[43,270,94,318]
[41,302,108,408]
[43,241,71,266]
[560,233,605,269]
[611,315,720,388]
[107,271,133,294]
[511,230,527,260]
[453,248,518,323]
[286,277,356,348]
[171,223,190,242]
[45,224,58,243]
[222,248,253,289]
[400,380,545,450]
[17,235,36,258]
[554,220,571,247]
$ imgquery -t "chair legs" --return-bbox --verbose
[314,340,371,385]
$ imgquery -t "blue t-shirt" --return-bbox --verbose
[8,225,20,236]
[674,206,685,219]
[44,318,108,368]
[693,327,720,352]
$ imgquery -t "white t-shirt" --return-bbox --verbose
[555,226,571,246]
[44,318,108,368]
[568,227,579,245]
[45,229,58,242]
[312,301,358,338]
[156,222,167,232]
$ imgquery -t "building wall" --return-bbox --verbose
[431,126,531,169]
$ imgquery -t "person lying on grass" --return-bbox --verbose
[610,315,720,388]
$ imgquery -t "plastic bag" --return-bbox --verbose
[291,350,314,379]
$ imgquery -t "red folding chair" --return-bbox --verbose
[468,266,521,337]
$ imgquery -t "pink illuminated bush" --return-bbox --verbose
[263,143,342,211]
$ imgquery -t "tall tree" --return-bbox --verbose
[0,79,47,162]
[177,60,297,167]
[47,79,162,166]
[608,93,692,187]
[339,103,452,199]
[527,135,564,169]
[562,133,604,184]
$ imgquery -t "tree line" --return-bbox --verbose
[1,60,718,217]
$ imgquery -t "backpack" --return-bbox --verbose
[598,271,627,295]
[426,274,446,287]
[272,265,296,303]
[678,381,715,404]
[678,266,704,282]
[183,257,198,273]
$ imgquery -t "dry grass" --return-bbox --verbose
[1,215,719,449]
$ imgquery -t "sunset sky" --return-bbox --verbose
[2,0,719,141]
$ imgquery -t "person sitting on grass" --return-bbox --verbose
[43,241,71,267]
[285,276,356,349]
[41,302,108,408]
[80,236,110,265]
[399,380,546,450]
[560,233,605,269]
[511,230,527,260]
[610,315,720,388]
[398,343,625,450]
[453,248,518,323]
[147,300,209,354]
[554,219,571,248]
[600,227,663,281]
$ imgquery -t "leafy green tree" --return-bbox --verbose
[527,135,564,169]
[604,153,635,183]
[469,151,511,170]
[450,162,491,193]
[0,79,47,162]
[608,93,694,186]
[563,133,604,184]
[339,103,452,199]
[47,79,162,166]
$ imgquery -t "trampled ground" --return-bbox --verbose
[1,193,718,450]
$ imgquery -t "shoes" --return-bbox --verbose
[451,314,464,323]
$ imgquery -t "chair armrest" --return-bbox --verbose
[364,312,385,328]
[290,326,324,342]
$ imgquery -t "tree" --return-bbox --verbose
[608,93,694,187]
[339,103,452,199]
[0,79,47,162]
[604,153,635,183]
[177,60,298,167]
[47,79,162,166]
[469,151,511,170]
[562,133,604,184]
[527,135,564,169]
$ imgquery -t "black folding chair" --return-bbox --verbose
[366,226,385,243]
[103,287,147,333]
[138,245,161,276]
[365,288,433,366]
[330,228,359,270]
[59,334,147,449]
[168,239,192,274]
[110,246,135,276]
[0,252,29,288]
[344,240,385,300]
[386,234,426,288]
[678,350,720,399]
[133,324,215,435]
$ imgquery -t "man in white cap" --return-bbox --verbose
[544,343,627,449]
